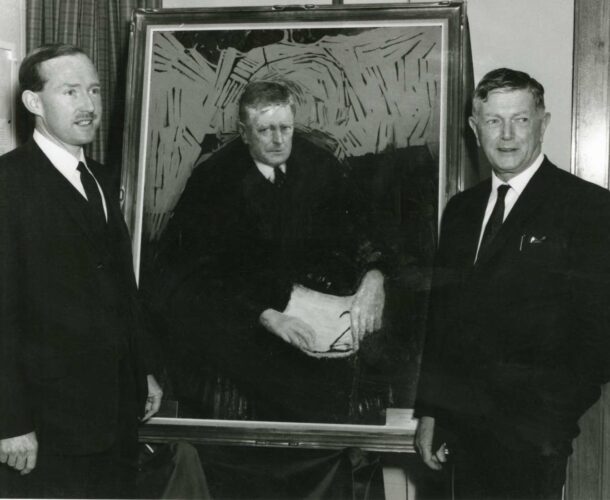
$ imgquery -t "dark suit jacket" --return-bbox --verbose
[415,158,610,451]
[153,135,386,331]
[0,139,151,455]
[149,136,389,422]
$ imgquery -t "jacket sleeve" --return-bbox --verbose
[413,195,462,420]
[532,184,610,426]
[506,184,610,444]
[569,186,610,387]
[0,164,33,440]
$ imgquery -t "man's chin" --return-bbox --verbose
[265,155,289,166]
[491,157,523,172]
[74,123,99,139]
[74,132,97,145]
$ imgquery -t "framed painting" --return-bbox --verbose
[122,3,471,450]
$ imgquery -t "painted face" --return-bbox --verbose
[25,53,102,157]
[469,89,550,181]
[239,104,294,167]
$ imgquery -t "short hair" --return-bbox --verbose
[19,43,88,93]
[472,68,545,113]
[238,80,296,123]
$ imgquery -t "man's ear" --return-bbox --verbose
[237,121,248,143]
[468,116,481,146]
[540,112,551,142]
[21,90,43,117]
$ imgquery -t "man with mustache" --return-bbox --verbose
[0,44,162,498]
[415,68,610,499]
[153,80,388,422]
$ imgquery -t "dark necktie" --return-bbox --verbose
[478,184,510,259]
[77,162,106,227]
[274,166,286,188]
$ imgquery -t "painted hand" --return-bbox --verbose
[350,269,385,348]
[142,374,163,421]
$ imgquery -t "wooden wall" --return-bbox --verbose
[567,0,610,498]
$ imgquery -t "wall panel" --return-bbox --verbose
[567,0,610,497]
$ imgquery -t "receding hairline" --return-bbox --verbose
[38,52,97,75]
[241,101,295,117]
[237,80,297,123]
[471,87,546,116]
[471,68,546,118]
[19,44,91,93]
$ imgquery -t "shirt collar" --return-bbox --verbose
[33,129,87,171]
[254,160,286,182]
[491,152,544,195]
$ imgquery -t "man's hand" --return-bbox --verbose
[0,432,38,475]
[415,416,448,471]
[142,374,163,421]
[350,269,385,347]
[260,309,317,352]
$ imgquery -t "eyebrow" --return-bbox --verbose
[60,82,101,88]
[483,110,531,117]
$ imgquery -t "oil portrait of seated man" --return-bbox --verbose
[151,81,398,423]
[136,24,443,424]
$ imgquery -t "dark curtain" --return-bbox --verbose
[26,0,161,166]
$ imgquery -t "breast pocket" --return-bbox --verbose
[509,231,570,307]
[518,231,567,270]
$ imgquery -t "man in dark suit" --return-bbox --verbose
[414,68,610,499]
[0,44,162,498]
[153,80,389,423]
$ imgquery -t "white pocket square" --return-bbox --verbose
[520,234,547,250]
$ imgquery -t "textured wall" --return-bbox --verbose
[0,0,24,153]
[0,0,25,59]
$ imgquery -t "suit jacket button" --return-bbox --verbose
[97,263,104,270]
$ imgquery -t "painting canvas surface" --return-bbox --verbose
[129,17,449,426]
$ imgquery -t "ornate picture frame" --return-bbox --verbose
[122,3,470,451]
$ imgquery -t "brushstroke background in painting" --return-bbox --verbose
[144,24,441,241]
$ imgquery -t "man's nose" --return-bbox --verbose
[80,92,96,112]
[271,129,283,144]
[501,120,514,140]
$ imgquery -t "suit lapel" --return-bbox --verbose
[462,181,492,265]
[443,180,489,266]
[88,160,119,227]
[475,159,557,266]
[241,155,272,205]
[27,140,101,245]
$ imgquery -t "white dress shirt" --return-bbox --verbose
[255,161,286,183]
[475,153,545,260]
[34,129,108,220]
